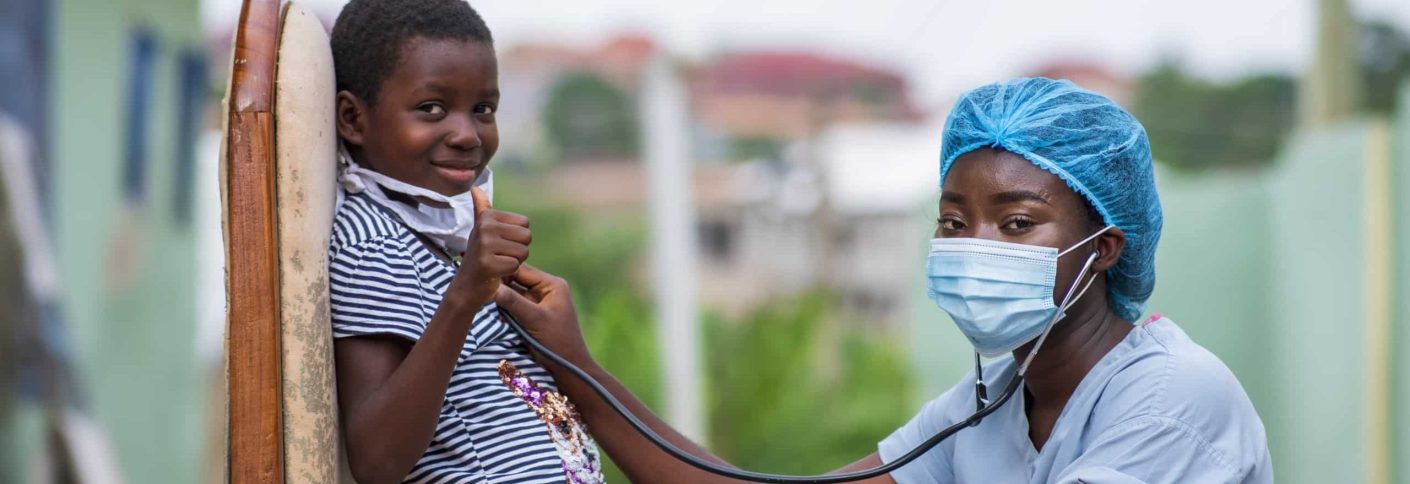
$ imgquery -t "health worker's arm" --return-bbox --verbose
[495,264,897,484]
[1053,415,1261,483]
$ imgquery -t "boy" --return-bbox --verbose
[327,1,603,482]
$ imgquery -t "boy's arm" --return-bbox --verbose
[336,188,531,483]
[335,293,481,484]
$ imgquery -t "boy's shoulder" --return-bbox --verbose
[330,191,414,252]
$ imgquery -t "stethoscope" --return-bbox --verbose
[498,250,1102,483]
[392,195,1105,482]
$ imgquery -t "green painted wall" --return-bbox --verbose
[1393,83,1410,484]
[1145,166,1275,421]
[51,0,206,482]
[1266,122,1374,483]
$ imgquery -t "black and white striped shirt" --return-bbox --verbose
[329,191,604,483]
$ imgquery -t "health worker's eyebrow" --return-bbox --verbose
[990,190,1051,206]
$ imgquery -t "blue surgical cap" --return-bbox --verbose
[939,77,1163,322]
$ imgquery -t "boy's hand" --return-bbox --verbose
[450,187,530,308]
[494,264,595,371]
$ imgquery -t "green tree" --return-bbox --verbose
[1132,62,1297,170]
[1134,20,1410,170]
[1359,20,1410,115]
[727,136,783,162]
[705,291,914,474]
[542,72,641,161]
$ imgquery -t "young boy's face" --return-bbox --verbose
[338,37,499,197]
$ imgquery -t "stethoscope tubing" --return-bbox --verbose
[495,240,1100,482]
[502,311,1024,483]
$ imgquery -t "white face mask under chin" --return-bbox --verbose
[335,145,493,256]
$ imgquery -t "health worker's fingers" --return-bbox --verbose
[494,284,540,318]
[507,263,555,293]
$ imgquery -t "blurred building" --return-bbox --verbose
[499,38,926,164]
[498,36,657,162]
[689,123,940,326]
[691,51,924,145]
[511,39,935,325]
[1027,61,1135,107]
[542,120,940,327]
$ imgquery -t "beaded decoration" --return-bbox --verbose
[499,359,605,483]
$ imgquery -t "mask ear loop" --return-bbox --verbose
[336,140,352,168]
[1058,224,1115,258]
[1055,225,1112,322]
[1019,250,1100,376]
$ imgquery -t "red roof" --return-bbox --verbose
[599,35,656,60]
[699,52,907,97]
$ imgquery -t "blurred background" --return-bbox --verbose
[2,0,1410,482]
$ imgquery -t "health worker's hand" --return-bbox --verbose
[494,264,595,371]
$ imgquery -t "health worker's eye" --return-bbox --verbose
[1001,216,1035,231]
[939,217,965,231]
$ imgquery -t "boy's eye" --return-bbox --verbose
[473,103,496,115]
[417,103,446,115]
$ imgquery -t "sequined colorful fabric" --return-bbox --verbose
[499,359,605,483]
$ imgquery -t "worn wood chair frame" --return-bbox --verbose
[223,0,284,482]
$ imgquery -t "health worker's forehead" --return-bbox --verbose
[943,149,1074,207]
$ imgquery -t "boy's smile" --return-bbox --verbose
[337,37,500,197]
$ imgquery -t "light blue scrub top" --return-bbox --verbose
[879,317,1272,483]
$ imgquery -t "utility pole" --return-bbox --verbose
[641,54,705,441]
[1300,0,1359,127]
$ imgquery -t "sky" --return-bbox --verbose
[203,0,1410,108]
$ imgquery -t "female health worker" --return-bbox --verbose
[495,77,1274,483]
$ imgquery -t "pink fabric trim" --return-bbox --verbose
[1144,313,1164,327]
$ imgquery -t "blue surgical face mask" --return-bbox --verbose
[926,226,1113,357]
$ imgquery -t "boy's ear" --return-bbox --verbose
[335,90,368,147]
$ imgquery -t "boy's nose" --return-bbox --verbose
[446,119,481,151]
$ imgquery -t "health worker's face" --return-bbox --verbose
[936,149,1116,309]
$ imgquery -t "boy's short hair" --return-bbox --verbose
[331,0,493,104]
